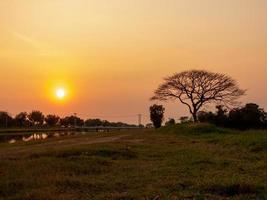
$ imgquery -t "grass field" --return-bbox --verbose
[0,123,266,200]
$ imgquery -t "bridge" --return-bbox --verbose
[74,126,143,132]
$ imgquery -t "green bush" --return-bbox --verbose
[159,123,230,135]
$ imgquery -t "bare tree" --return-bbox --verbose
[151,70,245,122]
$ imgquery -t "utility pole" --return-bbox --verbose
[138,114,142,127]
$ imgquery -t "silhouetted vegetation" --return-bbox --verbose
[60,115,84,127]
[0,111,138,129]
[14,112,29,127]
[150,104,165,128]
[85,118,137,127]
[28,111,45,126]
[85,118,103,127]
[198,103,267,130]
[152,70,245,122]
[45,115,60,127]
[179,116,192,124]
[165,118,176,126]
[0,112,13,128]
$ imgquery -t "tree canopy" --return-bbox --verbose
[150,104,165,128]
[151,70,245,122]
[198,103,267,130]
[28,111,45,126]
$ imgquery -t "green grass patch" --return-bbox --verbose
[0,126,266,199]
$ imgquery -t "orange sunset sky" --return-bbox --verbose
[0,0,267,124]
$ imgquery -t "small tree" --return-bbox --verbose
[145,123,154,128]
[85,119,103,127]
[179,116,191,124]
[28,111,45,126]
[165,118,176,126]
[0,112,13,128]
[198,106,228,126]
[150,104,165,128]
[14,112,28,127]
[45,114,60,127]
[229,103,265,129]
[60,115,84,127]
[151,70,245,122]
[198,111,215,124]
[214,105,228,126]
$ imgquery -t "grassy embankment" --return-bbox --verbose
[0,123,266,200]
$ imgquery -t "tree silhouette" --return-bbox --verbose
[165,118,176,126]
[0,112,13,128]
[85,119,103,127]
[28,111,45,126]
[45,115,60,127]
[14,112,28,127]
[60,115,84,127]
[179,116,191,123]
[198,103,267,130]
[150,104,165,128]
[229,103,265,129]
[214,105,228,126]
[151,70,245,122]
[198,105,228,126]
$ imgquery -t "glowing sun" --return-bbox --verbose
[55,88,66,99]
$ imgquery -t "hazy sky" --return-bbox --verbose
[0,0,267,124]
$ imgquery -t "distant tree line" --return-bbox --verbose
[149,103,267,130]
[198,103,267,130]
[0,111,137,128]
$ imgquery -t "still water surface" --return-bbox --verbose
[0,131,92,144]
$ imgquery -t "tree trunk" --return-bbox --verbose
[192,112,198,123]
